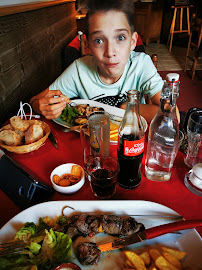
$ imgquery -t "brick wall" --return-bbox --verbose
[0,2,77,126]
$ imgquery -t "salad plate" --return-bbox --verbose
[0,200,202,269]
[53,99,148,145]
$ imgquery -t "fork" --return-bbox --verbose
[109,114,122,122]
[0,241,26,257]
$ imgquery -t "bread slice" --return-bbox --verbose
[25,124,44,144]
[14,129,25,144]
[0,130,22,146]
[10,116,30,132]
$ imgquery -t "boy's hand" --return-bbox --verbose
[39,90,67,119]
[31,89,68,119]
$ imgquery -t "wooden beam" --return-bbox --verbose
[0,0,76,17]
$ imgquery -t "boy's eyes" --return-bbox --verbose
[92,34,126,45]
[94,38,103,44]
[117,35,125,41]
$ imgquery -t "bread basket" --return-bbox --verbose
[0,120,50,154]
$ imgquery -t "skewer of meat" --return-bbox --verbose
[56,212,144,265]
[63,214,144,240]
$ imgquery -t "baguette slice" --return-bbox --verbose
[25,124,44,144]
[0,130,22,146]
[10,116,30,132]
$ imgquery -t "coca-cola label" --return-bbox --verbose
[124,136,145,156]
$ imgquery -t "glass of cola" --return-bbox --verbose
[86,156,119,199]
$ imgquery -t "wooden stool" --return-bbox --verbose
[167,5,193,52]
[184,15,202,80]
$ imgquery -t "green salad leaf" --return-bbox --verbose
[60,105,83,124]
[15,222,36,242]
[29,229,72,269]
[0,220,72,270]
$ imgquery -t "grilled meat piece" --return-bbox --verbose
[65,224,80,240]
[65,214,100,239]
[77,242,101,265]
[71,214,89,236]
[101,215,145,236]
[121,217,145,236]
[101,215,123,235]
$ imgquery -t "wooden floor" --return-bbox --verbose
[145,43,202,71]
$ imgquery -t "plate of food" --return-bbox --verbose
[0,200,201,270]
[53,100,147,145]
[0,116,50,153]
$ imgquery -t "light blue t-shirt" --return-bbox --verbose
[49,51,163,106]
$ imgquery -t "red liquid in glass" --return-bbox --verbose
[90,168,117,199]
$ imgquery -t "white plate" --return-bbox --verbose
[0,200,202,269]
[53,99,148,145]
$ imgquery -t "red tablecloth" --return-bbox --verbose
[0,118,202,236]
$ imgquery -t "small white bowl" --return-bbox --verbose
[50,163,85,194]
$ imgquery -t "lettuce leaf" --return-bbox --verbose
[29,229,72,269]
[0,226,72,270]
[60,105,83,124]
[15,222,36,242]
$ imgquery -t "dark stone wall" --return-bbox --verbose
[0,2,77,126]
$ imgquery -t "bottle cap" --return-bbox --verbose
[166,73,180,83]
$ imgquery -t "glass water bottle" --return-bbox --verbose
[145,73,180,181]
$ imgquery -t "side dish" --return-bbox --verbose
[122,246,186,270]
[53,165,82,187]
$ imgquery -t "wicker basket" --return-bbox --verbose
[0,120,50,154]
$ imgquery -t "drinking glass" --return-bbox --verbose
[80,123,92,172]
[88,111,110,157]
[86,156,119,199]
[184,111,202,168]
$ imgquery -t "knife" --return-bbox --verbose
[48,132,58,149]
[98,219,202,252]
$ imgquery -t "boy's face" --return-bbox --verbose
[87,11,137,84]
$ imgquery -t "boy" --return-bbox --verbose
[30,0,164,123]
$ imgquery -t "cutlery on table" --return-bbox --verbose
[48,131,58,149]
[98,219,202,252]
[62,125,82,132]
[0,241,26,257]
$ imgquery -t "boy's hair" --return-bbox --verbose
[85,0,135,39]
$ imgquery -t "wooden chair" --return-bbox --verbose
[167,5,193,52]
[184,14,202,80]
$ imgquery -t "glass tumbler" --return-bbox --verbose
[87,156,119,199]
[88,111,110,157]
[184,111,202,168]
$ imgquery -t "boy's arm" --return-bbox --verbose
[119,91,180,124]
[30,88,67,119]
[119,91,161,123]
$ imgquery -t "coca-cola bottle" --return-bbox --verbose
[117,90,145,189]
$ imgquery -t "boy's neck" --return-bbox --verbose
[98,69,122,85]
